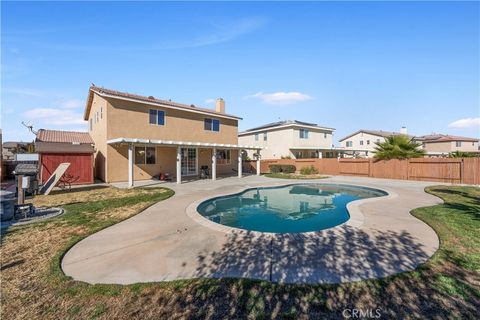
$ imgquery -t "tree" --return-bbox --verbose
[373,135,425,160]
[448,151,479,158]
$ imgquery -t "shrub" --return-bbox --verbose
[269,164,296,174]
[300,165,319,175]
[281,155,292,159]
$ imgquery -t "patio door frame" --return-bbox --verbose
[181,147,198,176]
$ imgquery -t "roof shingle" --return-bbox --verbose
[85,85,241,120]
[36,129,93,144]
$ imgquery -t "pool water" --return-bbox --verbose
[197,184,387,233]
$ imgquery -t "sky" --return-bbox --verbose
[2,1,479,144]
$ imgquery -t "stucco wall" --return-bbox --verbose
[340,132,385,153]
[105,97,238,144]
[87,92,241,182]
[106,145,238,182]
[239,127,333,160]
[88,94,108,181]
[424,141,479,153]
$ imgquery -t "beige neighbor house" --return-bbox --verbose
[414,134,480,156]
[338,128,410,158]
[238,120,337,160]
[84,86,262,186]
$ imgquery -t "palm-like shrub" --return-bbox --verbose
[374,135,425,160]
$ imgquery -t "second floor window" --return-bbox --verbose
[255,133,259,141]
[263,132,267,141]
[456,141,462,147]
[367,140,370,145]
[346,141,352,147]
[149,109,165,125]
[300,129,309,139]
[204,118,220,131]
[360,140,364,146]
[324,133,327,139]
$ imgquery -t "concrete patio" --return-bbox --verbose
[62,175,443,284]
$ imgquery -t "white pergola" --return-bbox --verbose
[107,138,264,187]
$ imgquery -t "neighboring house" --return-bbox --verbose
[238,120,336,159]
[84,85,261,186]
[36,129,95,184]
[414,134,480,156]
[2,141,30,161]
[338,128,409,158]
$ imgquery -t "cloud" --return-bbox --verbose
[247,91,312,105]
[60,99,83,109]
[10,17,266,52]
[23,108,85,126]
[448,117,480,129]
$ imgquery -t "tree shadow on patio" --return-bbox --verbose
[131,225,479,319]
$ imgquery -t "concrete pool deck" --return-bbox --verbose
[62,175,443,284]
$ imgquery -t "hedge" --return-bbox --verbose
[269,164,296,174]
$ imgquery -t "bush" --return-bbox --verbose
[269,164,296,174]
[281,155,292,159]
[300,165,319,175]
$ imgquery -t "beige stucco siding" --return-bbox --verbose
[106,145,239,182]
[340,132,385,153]
[239,127,333,159]
[87,93,241,183]
[423,141,479,153]
[88,94,109,181]
[105,97,238,144]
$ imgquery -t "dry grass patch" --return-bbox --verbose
[1,185,479,319]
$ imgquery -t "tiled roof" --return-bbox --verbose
[36,129,93,144]
[339,129,409,142]
[415,134,479,143]
[241,120,335,133]
[85,85,242,120]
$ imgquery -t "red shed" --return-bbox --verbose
[36,129,95,185]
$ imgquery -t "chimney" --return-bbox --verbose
[215,98,225,113]
[400,126,407,135]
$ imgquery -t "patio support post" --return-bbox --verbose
[318,151,322,159]
[212,148,217,181]
[176,146,181,184]
[256,149,261,176]
[128,143,134,188]
[238,150,242,178]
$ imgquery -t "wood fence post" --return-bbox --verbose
[406,159,410,180]
[460,158,464,184]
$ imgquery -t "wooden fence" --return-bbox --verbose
[245,158,480,185]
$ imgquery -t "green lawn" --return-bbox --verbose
[1,185,479,319]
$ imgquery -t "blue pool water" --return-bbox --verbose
[197,184,387,233]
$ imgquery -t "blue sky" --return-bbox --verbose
[2,1,479,143]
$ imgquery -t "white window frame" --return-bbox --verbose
[255,133,259,141]
[456,141,462,147]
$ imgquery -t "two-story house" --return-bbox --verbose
[338,128,409,158]
[238,120,336,159]
[84,86,262,186]
[414,134,479,156]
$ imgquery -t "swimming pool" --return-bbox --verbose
[197,184,387,233]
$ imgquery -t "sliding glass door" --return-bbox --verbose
[181,148,197,176]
